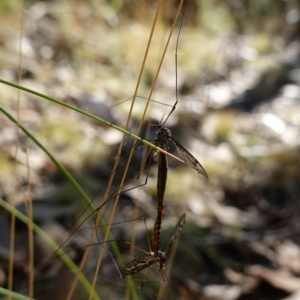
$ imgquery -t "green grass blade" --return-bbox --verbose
[0,105,125,293]
[0,287,36,300]
[0,104,91,207]
[0,198,100,300]
[0,78,159,151]
[0,79,154,300]
[0,79,189,167]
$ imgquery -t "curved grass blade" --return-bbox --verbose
[0,287,36,300]
[0,105,124,283]
[0,198,100,300]
[0,80,187,165]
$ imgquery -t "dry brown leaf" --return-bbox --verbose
[276,240,300,273]
[203,284,242,300]
[246,265,300,293]
[225,268,259,294]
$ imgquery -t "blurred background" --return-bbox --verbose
[0,0,300,299]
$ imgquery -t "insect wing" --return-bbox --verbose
[171,138,208,178]
[123,254,158,276]
[165,213,186,254]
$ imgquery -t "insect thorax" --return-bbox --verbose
[155,126,172,145]
[155,250,167,270]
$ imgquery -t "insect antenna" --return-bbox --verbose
[162,0,185,126]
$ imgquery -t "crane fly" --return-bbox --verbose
[153,123,208,220]
[123,213,185,277]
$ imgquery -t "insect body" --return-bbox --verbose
[123,213,186,276]
[153,124,207,219]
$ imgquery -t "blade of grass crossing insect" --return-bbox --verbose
[0,80,186,165]
[0,83,193,169]
[0,199,100,300]
[0,79,156,149]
